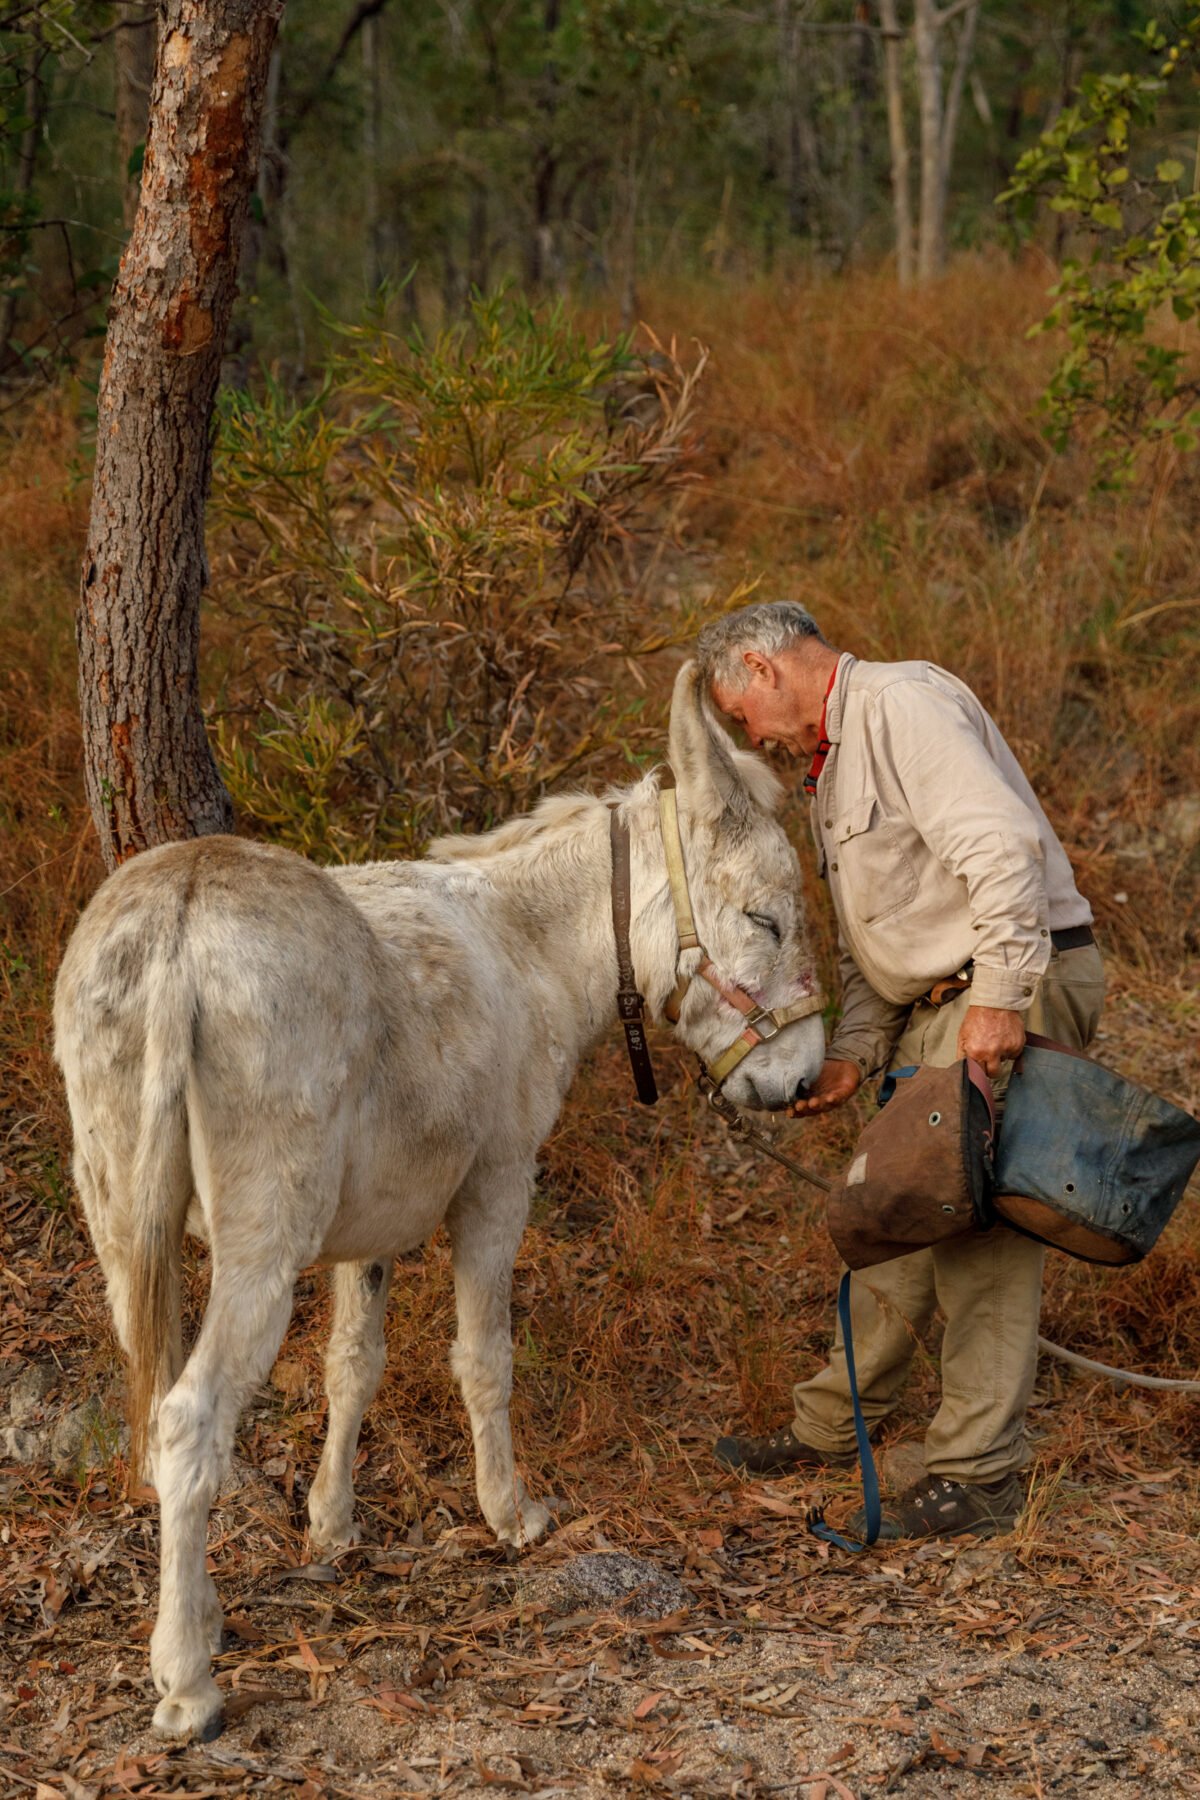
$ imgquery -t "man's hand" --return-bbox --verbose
[790,1057,862,1116]
[957,1005,1025,1079]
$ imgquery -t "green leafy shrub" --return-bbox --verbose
[211,293,719,860]
[1002,13,1200,482]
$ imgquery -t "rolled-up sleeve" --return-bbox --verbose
[828,935,911,1075]
[875,684,1052,1011]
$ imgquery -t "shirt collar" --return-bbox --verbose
[823,651,857,747]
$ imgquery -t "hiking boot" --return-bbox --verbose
[714,1426,855,1478]
[849,1471,1024,1542]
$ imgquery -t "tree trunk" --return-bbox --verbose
[877,0,914,287]
[115,5,158,232]
[78,0,284,872]
[913,0,981,282]
[362,9,384,291]
[0,39,46,364]
[939,2,979,222]
[914,0,943,282]
[526,0,561,291]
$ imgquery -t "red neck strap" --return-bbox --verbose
[803,665,839,797]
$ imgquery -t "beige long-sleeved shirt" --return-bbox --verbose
[814,654,1092,1077]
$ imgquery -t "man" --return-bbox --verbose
[699,601,1105,1540]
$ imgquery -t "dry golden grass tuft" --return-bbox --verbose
[0,259,1197,1582]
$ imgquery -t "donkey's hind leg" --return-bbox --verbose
[307,1258,393,1550]
[448,1166,551,1549]
[150,1262,297,1742]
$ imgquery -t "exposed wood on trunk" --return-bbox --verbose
[78,0,284,871]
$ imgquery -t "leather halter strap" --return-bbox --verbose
[609,804,658,1105]
[609,768,824,1102]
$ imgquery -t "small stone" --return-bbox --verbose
[3,1426,42,1463]
[49,1397,115,1474]
[546,1552,689,1621]
[8,1364,57,1426]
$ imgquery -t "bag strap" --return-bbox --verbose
[963,1056,997,1134]
[806,1271,881,1554]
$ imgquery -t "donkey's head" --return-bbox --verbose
[660,661,826,1111]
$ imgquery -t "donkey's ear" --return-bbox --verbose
[668,660,783,822]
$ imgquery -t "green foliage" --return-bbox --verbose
[1002,12,1200,481]
[211,291,718,861]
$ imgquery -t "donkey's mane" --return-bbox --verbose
[425,792,606,865]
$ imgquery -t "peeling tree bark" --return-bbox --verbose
[78,0,284,872]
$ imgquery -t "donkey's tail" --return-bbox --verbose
[125,928,197,1486]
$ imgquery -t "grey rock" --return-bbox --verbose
[1163,794,1200,850]
[49,1397,116,1473]
[3,1425,43,1463]
[548,1551,689,1620]
[8,1363,57,1426]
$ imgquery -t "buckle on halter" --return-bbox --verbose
[746,1005,780,1041]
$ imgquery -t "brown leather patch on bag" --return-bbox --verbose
[827,1061,996,1270]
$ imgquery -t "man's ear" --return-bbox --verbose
[741,648,775,687]
[668,661,782,823]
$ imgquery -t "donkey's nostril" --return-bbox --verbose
[793,1079,810,1103]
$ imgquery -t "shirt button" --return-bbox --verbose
[824,819,832,828]
[1039,928,1048,938]
[1022,986,1033,996]
[831,862,839,873]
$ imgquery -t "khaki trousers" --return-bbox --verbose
[792,943,1106,1482]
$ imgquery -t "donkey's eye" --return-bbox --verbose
[746,910,781,941]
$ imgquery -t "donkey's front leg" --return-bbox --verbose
[307,1258,393,1551]
[447,1170,551,1548]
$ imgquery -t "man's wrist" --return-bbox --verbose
[967,966,1039,1012]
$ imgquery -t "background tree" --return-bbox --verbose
[114,1,156,232]
[1004,8,1200,483]
[77,0,283,870]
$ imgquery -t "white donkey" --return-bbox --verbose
[54,663,825,1741]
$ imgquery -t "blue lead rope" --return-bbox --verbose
[806,1269,882,1553]
[805,1063,919,1553]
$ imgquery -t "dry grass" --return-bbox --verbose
[1,263,1199,1793]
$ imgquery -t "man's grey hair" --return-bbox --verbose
[696,601,826,694]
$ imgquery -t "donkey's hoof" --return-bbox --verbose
[152,1687,225,1742]
[496,1498,553,1549]
[308,1515,362,1555]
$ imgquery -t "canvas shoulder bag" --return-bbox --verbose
[992,1034,1200,1265]
[826,1059,997,1271]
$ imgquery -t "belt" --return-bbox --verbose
[926,926,1096,1007]
[1050,924,1095,953]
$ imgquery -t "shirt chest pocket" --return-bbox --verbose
[833,797,919,926]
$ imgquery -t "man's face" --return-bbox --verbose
[711,652,823,758]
